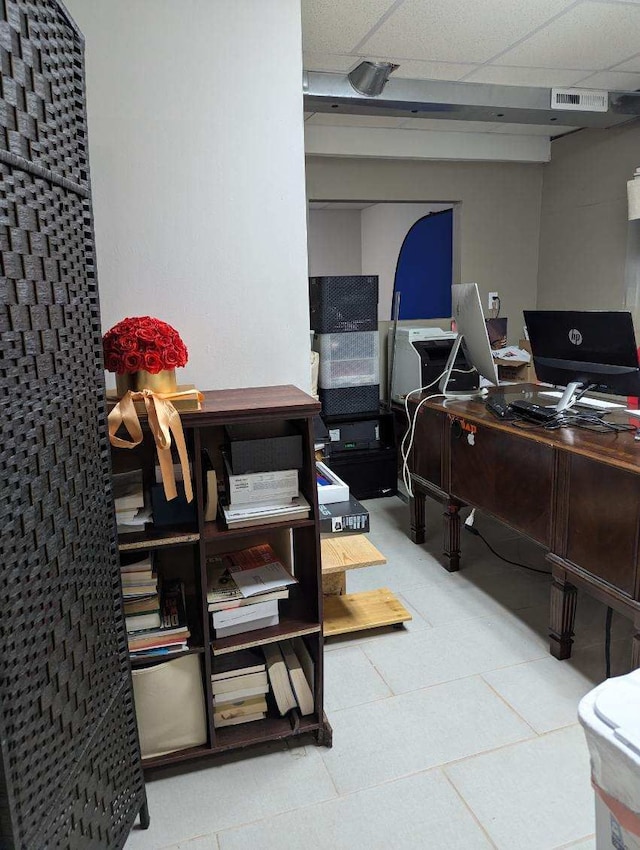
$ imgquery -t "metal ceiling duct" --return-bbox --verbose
[347,61,399,97]
[303,71,640,129]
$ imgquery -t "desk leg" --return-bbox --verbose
[442,502,461,573]
[410,483,426,544]
[549,569,577,660]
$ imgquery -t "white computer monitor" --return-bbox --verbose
[439,282,499,396]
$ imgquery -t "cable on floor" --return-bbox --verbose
[464,523,551,576]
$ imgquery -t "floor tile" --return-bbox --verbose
[320,675,533,794]
[217,768,493,850]
[323,592,432,653]
[554,837,596,850]
[124,743,336,849]
[362,612,548,694]
[323,646,392,712]
[446,726,595,850]
[482,656,598,734]
[159,837,220,850]
[406,568,550,627]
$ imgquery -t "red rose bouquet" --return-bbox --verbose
[103,316,188,375]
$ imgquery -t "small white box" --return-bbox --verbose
[316,461,349,505]
[225,455,298,507]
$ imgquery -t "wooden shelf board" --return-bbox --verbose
[118,526,199,551]
[142,715,321,770]
[212,619,322,656]
[202,517,315,542]
[129,646,204,668]
[321,534,387,575]
[323,588,412,637]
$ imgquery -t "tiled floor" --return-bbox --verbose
[125,496,634,850]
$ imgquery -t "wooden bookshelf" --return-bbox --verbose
[114,385,332,770]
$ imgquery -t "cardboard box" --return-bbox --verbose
[495,339,537,384]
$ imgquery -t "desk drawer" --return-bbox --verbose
[449,418,553,545]
[562,455,640,598]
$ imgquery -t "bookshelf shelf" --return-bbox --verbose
[114,385,332,771]
[201,517,315,542]
[118,526,199,552]
[211,619,322,656]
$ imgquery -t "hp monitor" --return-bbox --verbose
[440,283,499,396]
[524,310,640,410]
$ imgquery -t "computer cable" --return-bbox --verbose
[463,511,551,575]
[400,371,447,497]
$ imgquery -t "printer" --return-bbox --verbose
[388,327,462,402]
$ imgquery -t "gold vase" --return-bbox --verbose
[115,368,177,397]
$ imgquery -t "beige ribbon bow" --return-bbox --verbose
[108,389,196,502]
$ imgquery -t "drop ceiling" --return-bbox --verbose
[302,0,640,137]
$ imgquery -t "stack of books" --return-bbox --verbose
[263,639,314,717]
[211,650,269,728]
[121,553,158,609]
[206,543,297,638]
[127,577,191,659]
[113,469,151,534]
[221,454,310,529]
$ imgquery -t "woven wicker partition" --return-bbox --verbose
[0,2,147,847]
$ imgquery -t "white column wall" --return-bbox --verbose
[66,0,311,392]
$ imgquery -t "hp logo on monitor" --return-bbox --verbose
[569,328,583,345]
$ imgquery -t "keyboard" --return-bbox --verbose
[508,399,559,423]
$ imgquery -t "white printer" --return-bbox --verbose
[388,327,459,402]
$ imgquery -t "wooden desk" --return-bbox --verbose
[403,388,640,666]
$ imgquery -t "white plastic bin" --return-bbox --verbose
[578,669,640,850]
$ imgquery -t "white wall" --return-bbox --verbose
[307,210,362,276]
[360,203,453,320]
[67,0,311,392]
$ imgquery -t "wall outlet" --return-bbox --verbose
[488,292,499,310]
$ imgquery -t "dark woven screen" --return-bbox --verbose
[0,2,145,848]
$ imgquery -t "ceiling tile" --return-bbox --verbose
[399,118,503,132]
[612,54,640,73]
[463,65,585,87]
[305,112,412,128]
[494,2,640,70]
[358,0,575,65]
[303,53,359,73]
[574,70,640,90]
[308,202,330,209]
[373,58,477,81]
[492,122,575,135]
[301,0,396,54]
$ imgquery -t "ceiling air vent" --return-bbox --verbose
[551,88,608,112]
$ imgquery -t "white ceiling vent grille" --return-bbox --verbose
[551,88,608,112]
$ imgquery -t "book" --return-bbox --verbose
[212,598,279,629]
[125,612,162,632]
[213,613,279,639]
[213,695,268,722]
[206,556,244,605]
[120,571,155,585]
[225,544,297,598]
[160,579,188,629]
[263,643,297,715]
[214,711,265,728]
[207,587,289,613]
[123,596,159,615]
[212,683,269,704]
[120,554,153,573]
[210,650,266,682]
[211,670,268,696]
[293,636,314,696]
[221,493,310,528]
[281,639,314,716]
[127,630,190,651]
[122,583,158,598]
[223,453,298,508]
[112,469,144,511]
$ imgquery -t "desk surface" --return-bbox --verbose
[417,384,640,476]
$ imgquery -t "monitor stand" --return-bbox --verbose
[554,381,589,412]
[438,334,483,399]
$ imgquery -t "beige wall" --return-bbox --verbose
[306,157,543,345]
[307,210,362,276]
[537,121,640,311]
[306,157,544,397]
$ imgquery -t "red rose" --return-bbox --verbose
[137,325,156,342]
[105,352,123,373]
[144,352,163,374]
[119,334,138,352]
[163,346,179,368]
[123,351,143,372]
